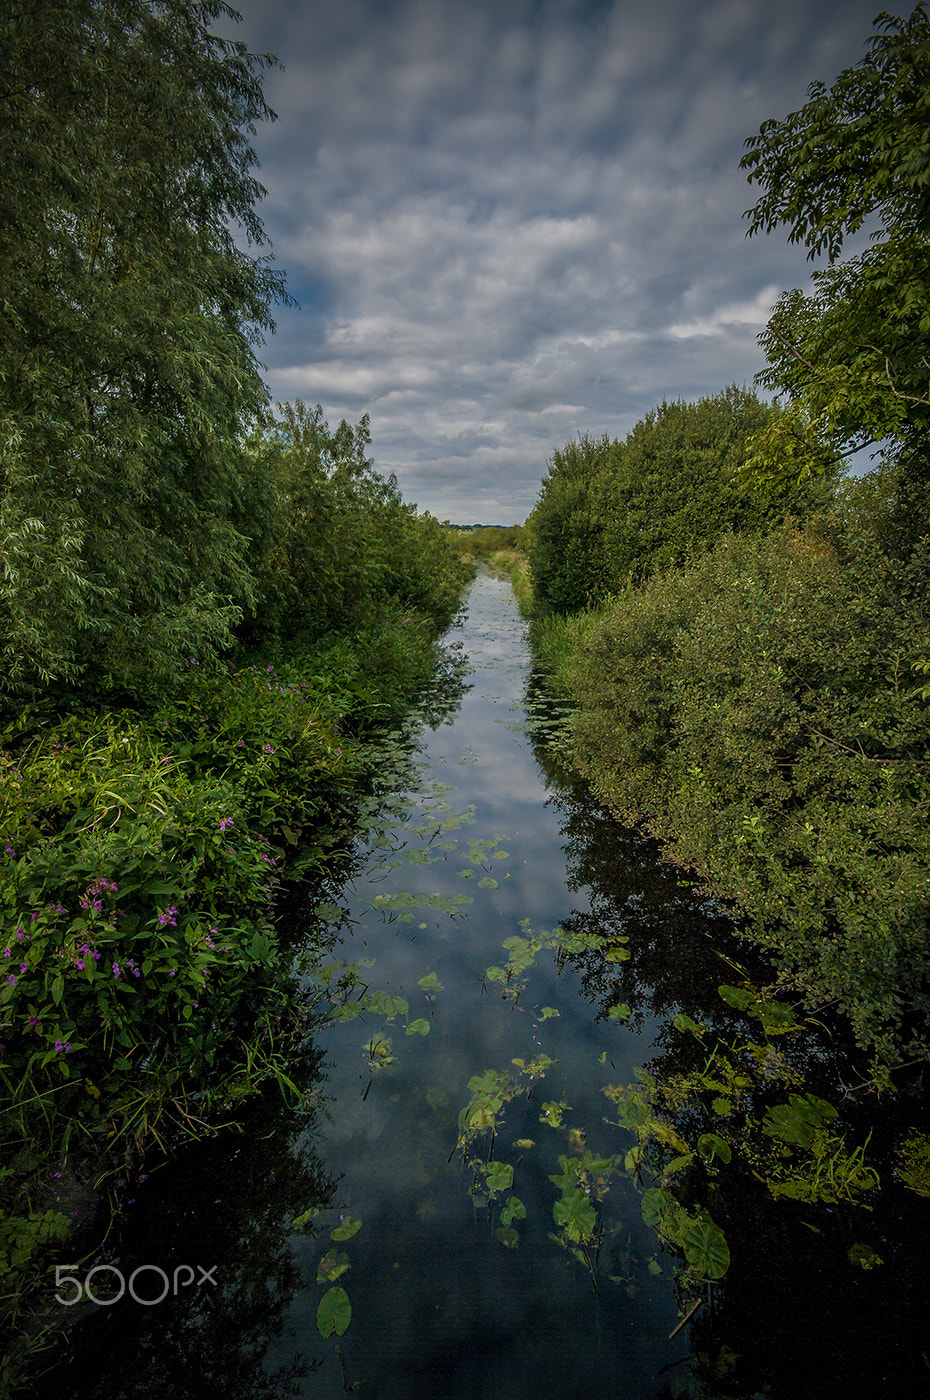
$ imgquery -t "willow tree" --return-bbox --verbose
[0,0,289,691]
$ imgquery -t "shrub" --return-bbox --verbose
[560,523,930,1078]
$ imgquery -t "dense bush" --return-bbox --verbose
[556,518,930,1079]
[528,389,833,614]
[0,611,459,1373]
[240,402,472,649]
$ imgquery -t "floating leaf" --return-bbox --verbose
[537,1007,560,1021]
[417,971,444,993]
[697,1132,732,1164]
[718,983,756,1011]
[406,1018,430,1036]
[317,1286,351,1338]
[478,877,499,889]
[313,903,343,921]
[553,1188,596,1242]
[752,998,801,1033]
[683,1220,730,1278]
[608,1003,632,1022]
[485,1162,514,1193]
[673,1013,705,1036]
[762,1094,837,1147]
[500,1196,527,1226]
[331,1002,364,1022]
[641,1187,677,1233]
[331,1215,363,1240]
[364,991,409,1020]
[316,1249,349,1283]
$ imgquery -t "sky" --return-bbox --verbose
[225,0,890,523]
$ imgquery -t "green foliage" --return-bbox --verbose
[528,432,615,613]
[317,1285,351,1338]
[528,389,829,613]
[446,524,527,558]
[0,615,460,1374]
[895,1130,930,1196]
[741,6,930,496]
[242,401,471,648]
[554,520,930,1076]
[0,0,289,691]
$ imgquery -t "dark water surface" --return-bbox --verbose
[42,569,930,1400]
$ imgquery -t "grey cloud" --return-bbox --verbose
[232,0,887,521]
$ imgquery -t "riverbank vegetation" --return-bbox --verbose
[0,3,470,1387]
[509,7,930,1317]
[526,7,930,1089]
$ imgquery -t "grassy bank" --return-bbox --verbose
[0,611,459,1390]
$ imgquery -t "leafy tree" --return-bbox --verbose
[740,4,930,516]
[528,433,614,613]
[594,386,816,584]
[529,388,826,613]
[0,0,289,692]
[243,401,471,646]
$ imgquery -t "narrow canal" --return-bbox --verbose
[43,566,930,1400]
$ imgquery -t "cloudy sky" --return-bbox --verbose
[226,0,887,523]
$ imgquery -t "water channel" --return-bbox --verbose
[42,567,930,1400]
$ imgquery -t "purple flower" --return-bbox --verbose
[263,745,276,754]
[4,844,15,858]
[7,975,16,985]
[112,964,121,979]
[54,1040,71,1052]
[218,818,234,832]
[157,907,178,928]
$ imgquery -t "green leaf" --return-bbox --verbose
[417,972,444,992]
[763,1094,837,1148]
[697,1132,732,1165]
[316,1249,349,1283]
[406,1018,430,1036]
[641,1187,677,1233]
[718,984,756,1011]
[500,1196,527,1227]
[683,1220,730,1279]
[314,903,343,921]
[484,1162,514,1193]
[330,1216,362,1241]
[317,1286,352,1338]
[51,976,64,1006]
[553,1188,596,1242]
